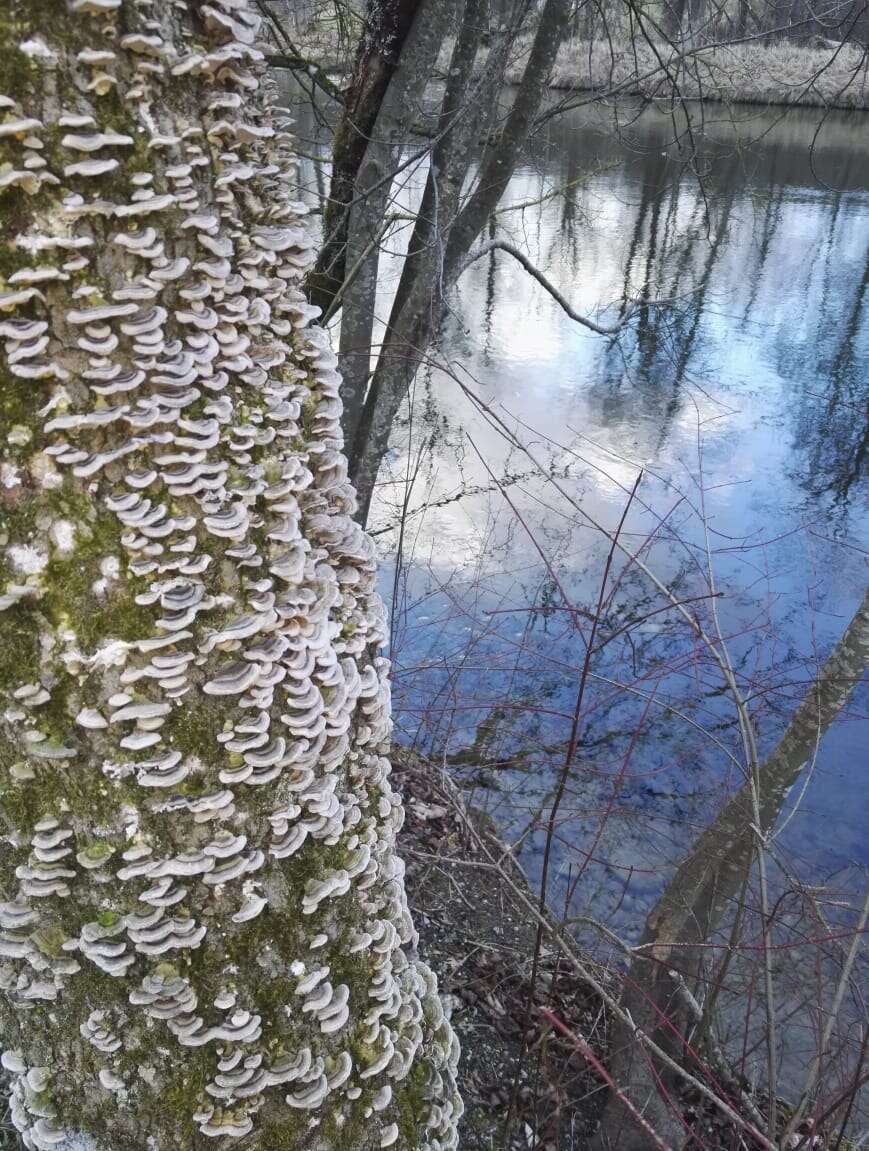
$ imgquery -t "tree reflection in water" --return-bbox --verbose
[283,79,868,1091]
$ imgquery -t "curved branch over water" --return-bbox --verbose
[460,239,640,334]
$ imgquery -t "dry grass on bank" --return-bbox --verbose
[270,18,869,111]
[538,35,869,109]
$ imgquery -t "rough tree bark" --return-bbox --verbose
[0,2,460,1149]
[593,590,869,1151]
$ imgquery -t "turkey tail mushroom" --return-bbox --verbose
[0,1,460,1148]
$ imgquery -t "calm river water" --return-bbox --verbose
[283,76,868,1076]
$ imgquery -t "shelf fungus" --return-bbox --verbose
[0,1,460,1149]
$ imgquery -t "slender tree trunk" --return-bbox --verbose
[662,0,689,40]
[306,0,424,316]
[593,591,869,1151]
[0,2,460,1148]
[349,0,573,520]
[346,0,500,518]
[735,0,752,37]
[337,0,457,447]
[442,0,572,278]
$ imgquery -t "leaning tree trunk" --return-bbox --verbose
[593,590,869,1151]
[0,3,460,1150]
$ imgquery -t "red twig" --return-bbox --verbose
[539,1007,676,1151]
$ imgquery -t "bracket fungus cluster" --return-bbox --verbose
[0,1,460,1148]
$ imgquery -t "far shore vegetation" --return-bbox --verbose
[500,33,868,108]
[269,26,868,111]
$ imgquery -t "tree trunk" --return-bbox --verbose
[337,0,457,448]
[345,0,499,517]
[305,0,424,317]
[662,0,689,40]
[735,0,752,38]
[349,0,573,519]
[593,591,869,1151]
[0,2,460,1149]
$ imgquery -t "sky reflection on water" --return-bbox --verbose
[283,79,868,1006]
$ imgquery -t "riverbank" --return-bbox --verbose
[269,33,869,111]
[391,749,609,1149]
[393,750,860,1151]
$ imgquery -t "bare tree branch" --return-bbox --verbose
[460,239,640,335]
[255,0,346,103]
